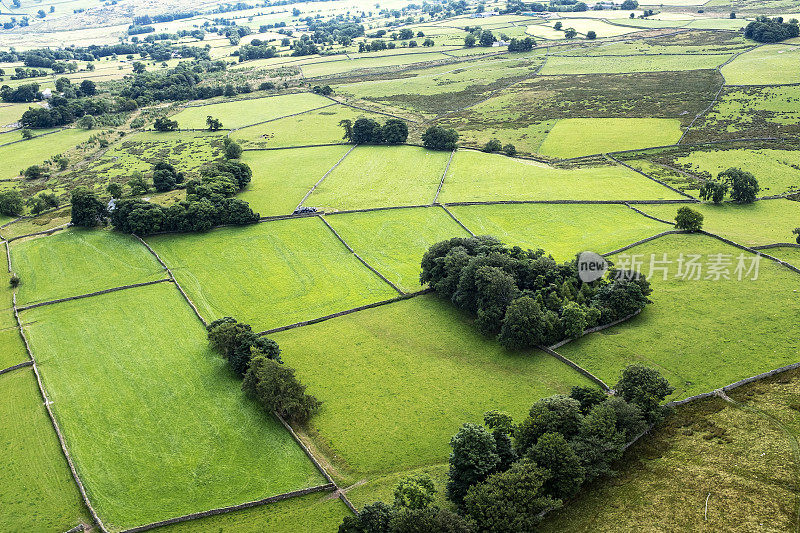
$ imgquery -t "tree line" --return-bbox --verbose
[339,117,409,144]
[341,364,673,532]
[420,236,652,350]
[744,16,799,43]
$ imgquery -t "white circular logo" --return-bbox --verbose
[578,251,607,282]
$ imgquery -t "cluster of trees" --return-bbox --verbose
[20,87,115,129]
[119,62,231,106]
[339,117,409,144]
[344,365,673,532]
[464,28,496,47]
[793,227,800,244]
[422,125,459,151]
[0,190,24,216]
[744,16,799,43]
[237,43,278,62]
[207,317,320,423]
[505,0,588,13]
[420,236,652,350]
[675,206,704,232]
[699,167,760,204]
[482,139,516,156]
[507,37,535,52]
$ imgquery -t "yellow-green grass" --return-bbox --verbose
[146,218,397,332]
[239,145,351,216]
[10,228,166,306]
[721,44,800,85]
[156,491,351,533]
[673,148,800,196]
[639,200,800,247]
[542,18,642,37]
[323,207,470,292]
[449,203,669,260]
[346,464,450,510]
[272,294,597,483]
[0,324,27,369]
[558,233,800,400]
[447,120,556,156]
[538,53,731,75]
[0,207,71,240]
[767,246,800,267]
[540,371,800,532]
[302,52,451,77]
[171,93,330,129]
[231,105,384,148]
[0,128,94,180]
[704,85,800,131]
[437,150,685,203]
[305,145,449,211]
[538,118,683,158]
[22,283,326,531]
[0,102,26,129]
[0,369,92,532]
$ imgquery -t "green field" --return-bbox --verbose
[437,150,685,202]
[273,294,596,483]
[538,53,731,75]
[22,283,325,531]
[0,208,71,240]
[239,145,352,216]
[146,218,398,331]
[231,105,383,148]
[301,52,451,78]
[767,246,800,267]
[538,118,683,158]
[304,145,450,211]
[323,207,470,292]
[671,148,800,196]
[0,102,26,129]
[449,203,669,259]
[721,44,800,85]
[640,199,800,247]
[0,128,94,180]
[695,85,800,141]
[157,492,351,533]
[171,93,330,129]
[0,369,92,532]
[11,229,165,306]
[540,370,800,531]
[558,233,800,399]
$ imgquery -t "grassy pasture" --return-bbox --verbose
[0,103,26,129]
[10,229,166,306]
[273,294,596,483]
[558,233,800,400]
[304,145,449,211]
[722,44,800,85]
[537,118,683,157]
[239,145,352,216]
[0,128,94,180]
[0,369,91,532]
[146,217,398,331]
[231,104,384,148]
[22,283,325,531]
[157,491,351,533]
[449,203,669,259]
[301,52,451,78]
[542,18,642,37]
[767,246,800,267]
[323,207,470,292]
[539,53,731,75]
[437,150,685,202]
[541,371,800,532]
[172,93,330,129]
[640,199,800,247]
[671,148,800,196]
[0,207,71,240]
[346,464,450,511]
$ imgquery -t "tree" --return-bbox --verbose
[514,395,583,455]
[128,172,149,195]
[446,423,500,506]
[675,206,704,232]
[394,473,436,510]
[339,502,395,533]
[463,461,560,533]
[207,317,280,375]
[620,0,638,8]
[70,187,106,226]
[483,139,502,153]
[527,432,585,499]
[206,115,223,131]
[132,61,146,74]
[27,192,58,215]
[352,117,381,144]
[339,119,353,141]
[561,301,588,339]
[586,30,596,39]
[502,144,516,156]
[153,117,178,131]
[720,168,759,204]
[699,180,728,204]
[564,28,577,38]
[479,30,494,47]
[21,129,34,140]
[79,79,96,96]
[794,227,800,244]
[382,118,409,144]
[0,190,24,216]
[243,355,321,423]
[23,165,48,180]
[224,139,243,159]
[554,21,562,30]
[390,506,475,532]
[107,183,123,198]
[464,34,476,47]
[569,385,607,415]
[498,296,547,350]
[422,125,458,151]
[614,364,673,423]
